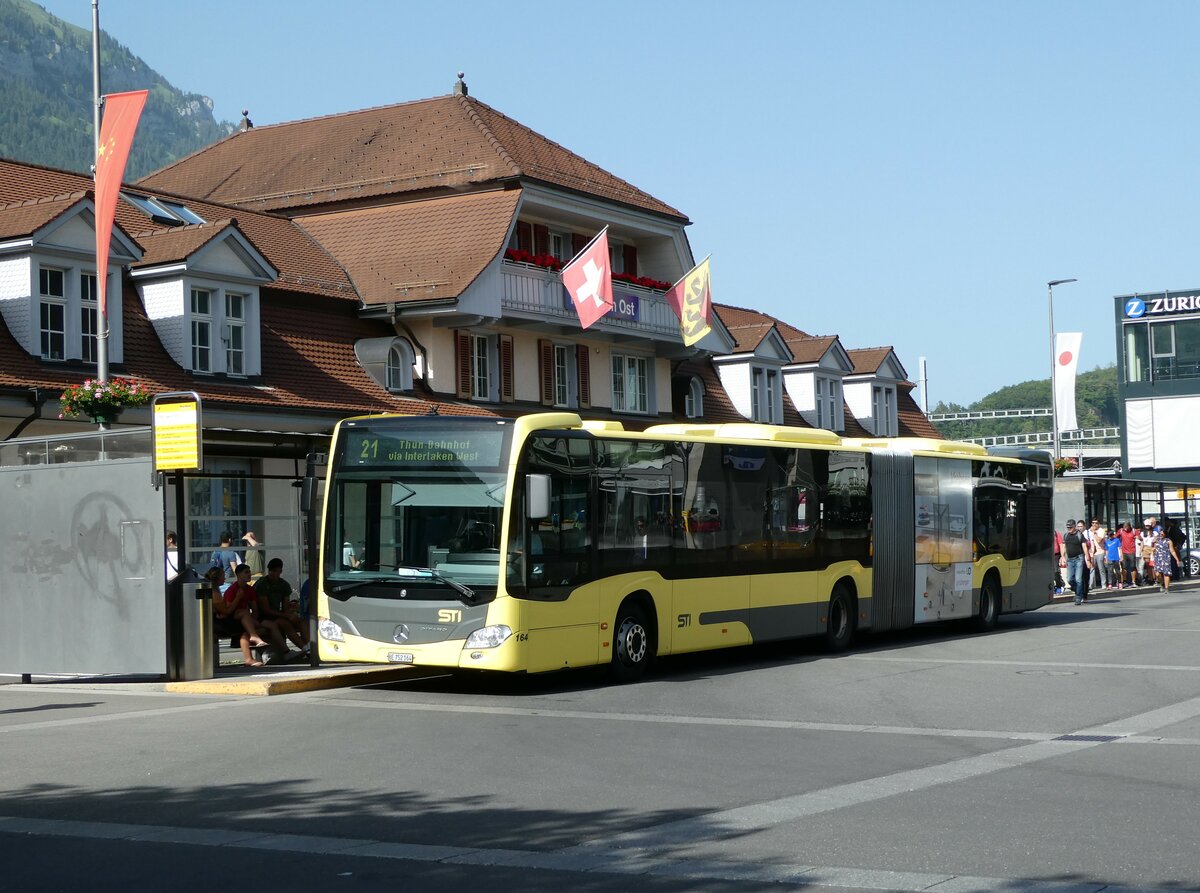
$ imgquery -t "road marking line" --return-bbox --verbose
[0,696,272,734]
[850,655,1200,672]
[0,814,1171,893]
[572,694,1200,852]
[309,696,1200,747]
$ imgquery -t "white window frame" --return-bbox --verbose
[183,280,261,376]
[80,272,98,364]
[471,333,490,400]
[191,287,213,373]
[553,344,570,407]
[612,351,649,414]
[751,365,781,423]
[224,292,246,376]
[38,266,66,361]
[386,339,415,391]
[872,384,897,436]
[685,377,704,418]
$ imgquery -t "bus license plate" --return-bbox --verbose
[387,652,414,664]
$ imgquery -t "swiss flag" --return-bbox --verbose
[561,228,613,329]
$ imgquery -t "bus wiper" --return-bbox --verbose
[387,563,477,603]
[329,577,405,595]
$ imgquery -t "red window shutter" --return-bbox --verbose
[577,344,591,409]
[572,233,588,256]
[516,221,533,252]
[622,245,637,277]
[455,330,471,399]
[533,224,550,257]
[499,335,514,403]
[538,339,554,406]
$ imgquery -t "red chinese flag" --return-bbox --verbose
[561,228,613,329]
[94,90,148,317]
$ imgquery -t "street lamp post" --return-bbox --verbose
[1048,278,1078,461]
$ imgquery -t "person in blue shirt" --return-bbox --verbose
[209,531,240,577]
[1104,531,1122,590]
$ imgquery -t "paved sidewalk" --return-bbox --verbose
[1048,574,1198,604]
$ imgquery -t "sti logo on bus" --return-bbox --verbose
[438,609,462,624]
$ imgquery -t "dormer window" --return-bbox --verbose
[872,385,897,436]
[751,366,781,423]
[32,264,116,364]
[684,377,705,418]
[81,273,98,363]
[815,375,843,431]
[184,283,259,377]
[386,340,414,391]
[38,267,66,360]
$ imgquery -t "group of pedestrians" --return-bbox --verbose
[206,530,310,667]
[1056,515,1186,606]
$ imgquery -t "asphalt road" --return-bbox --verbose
[3,585,1200,892]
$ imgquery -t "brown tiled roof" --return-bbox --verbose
[846,347,894,375]
[841,413,872,438]
[0,158,356,301]
[713,303,814,353]
[897,383,941,438]
[784,335,838,364]
[0,279,497,419]
[131,218,236,268]
[138,95,685,220]
[0,191,87,239]
[295,190,520,304]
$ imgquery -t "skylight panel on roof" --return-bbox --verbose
[120,192,205,226]
[157,199,206,225]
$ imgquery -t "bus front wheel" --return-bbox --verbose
[611,603,652,683]
[825,585,855,652]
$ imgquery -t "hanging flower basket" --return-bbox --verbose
[59,377,150,423]
[1052,456,1078,476]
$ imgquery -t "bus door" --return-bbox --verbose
[669,441,750,654]
[913,456,974,622]
[595,465,680,643]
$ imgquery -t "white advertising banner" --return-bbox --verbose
[1054,332,1082,434]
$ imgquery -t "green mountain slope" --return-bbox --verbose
[931,365,1118,441]
[0,0,232,180]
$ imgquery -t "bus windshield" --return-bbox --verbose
[325,418,513,596]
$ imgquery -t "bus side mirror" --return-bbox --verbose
[527,474,551,520]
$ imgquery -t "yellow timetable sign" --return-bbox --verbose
[153,396,202,472]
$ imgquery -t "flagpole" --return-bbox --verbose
[666,253,712,293]
[562,225,608,268]
[92,0,109,390]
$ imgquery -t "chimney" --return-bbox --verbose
[453,72,468,96]
[239,109,254,131]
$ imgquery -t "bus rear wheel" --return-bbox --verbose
[974,575,1000,632]
[825,585,855,652]
[611,603,652,683]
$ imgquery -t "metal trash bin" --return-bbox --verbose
[168,570,214,681]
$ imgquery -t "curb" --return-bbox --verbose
[1049,577,1198,605]
[164,665,417,697]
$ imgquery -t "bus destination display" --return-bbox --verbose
[349,429,508,469]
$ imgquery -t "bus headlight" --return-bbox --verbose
[318,618,345,642]
[464,625,512,649]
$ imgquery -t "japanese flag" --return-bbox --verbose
[561,228,613,329]
[1054,332,1082,433]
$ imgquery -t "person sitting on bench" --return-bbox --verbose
[254,558,308,653]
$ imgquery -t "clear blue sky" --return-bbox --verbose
[37,0,1200,406]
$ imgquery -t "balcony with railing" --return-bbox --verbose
[501,260,682,341]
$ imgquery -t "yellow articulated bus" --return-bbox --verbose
[317,412,1053,681]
